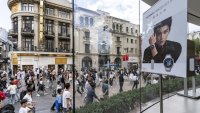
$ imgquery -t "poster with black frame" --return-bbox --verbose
[142,0,187,77]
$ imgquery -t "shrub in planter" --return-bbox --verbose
[76,76,200,113]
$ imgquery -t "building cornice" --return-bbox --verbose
[10,51,72,56]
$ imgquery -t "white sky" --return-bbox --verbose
[0,0,199,33]
[0,0,11,31]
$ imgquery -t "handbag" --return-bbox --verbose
[5,91,11,97]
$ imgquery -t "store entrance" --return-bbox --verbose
[13,65,18,75]
[48,65,55,71]
[22,65,33,71]
[58,65,64,74]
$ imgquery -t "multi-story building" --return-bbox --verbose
[74,7,102,71]
[8,0,72,73]
[0,28,13,71]
[107,16,140,69]
[75,7,140,71]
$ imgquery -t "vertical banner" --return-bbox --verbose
[142,0,187,77]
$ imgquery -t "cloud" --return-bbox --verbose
[75,0,150,25]
[0,0,11,31]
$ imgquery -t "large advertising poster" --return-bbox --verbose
[142,0,187,77]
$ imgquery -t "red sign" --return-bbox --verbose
[122,55,129,61]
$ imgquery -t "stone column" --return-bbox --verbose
[55,64,58,75]
[34,16,39,50]
[18,16,22,51]
[70,24,72,52]
[64,64,67,71]
[55,21,58,51]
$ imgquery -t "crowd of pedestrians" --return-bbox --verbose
[0,66,147,113]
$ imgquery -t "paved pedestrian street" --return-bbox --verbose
[13,77,144,113]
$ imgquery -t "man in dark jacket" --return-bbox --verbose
[119,70,124,92]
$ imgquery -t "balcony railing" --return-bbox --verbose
[22,47,34,51]
[85,50,90,53]
[58,48,71,53]
[115,40,122,46]
[8,29,18,36]
[45,31,55,37]
[58,33,70,38]
[117,52,121,55]
[112,30,123,34]
[21,28,34,34]
[45,48,55,52]
[115,40,121,43]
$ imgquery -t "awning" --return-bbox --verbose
[142,0,200,26]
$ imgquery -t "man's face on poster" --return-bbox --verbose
[155,25,170,46]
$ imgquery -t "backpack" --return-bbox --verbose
[20,90,27,100]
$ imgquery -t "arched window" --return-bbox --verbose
[114,57,121,68]
[120,25,122,32]
[82,56,92,68]
[116,24,119,31]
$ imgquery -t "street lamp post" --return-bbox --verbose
[72,0,75,113]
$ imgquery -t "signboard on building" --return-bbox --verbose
[142,0,187,77]
[55,58,67,64]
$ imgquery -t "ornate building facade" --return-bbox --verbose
[8,0,72,73]
[75,7,140,71]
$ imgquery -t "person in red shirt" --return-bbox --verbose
[0,91,6,108]
[12,76,21,102]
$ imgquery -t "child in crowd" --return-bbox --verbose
[18,99,31,113]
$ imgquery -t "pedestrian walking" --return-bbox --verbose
[119,70,124,92]
[55,89,62,113]
[62,83,72,112]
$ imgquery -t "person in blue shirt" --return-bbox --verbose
[102,79,109,99]
[55,89,62,113]
[84,82,100,105]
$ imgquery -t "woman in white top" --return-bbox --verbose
[7,82,17,105]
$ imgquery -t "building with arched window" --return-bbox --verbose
[75,7,140,71]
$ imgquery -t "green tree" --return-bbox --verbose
[192,38,200,56]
